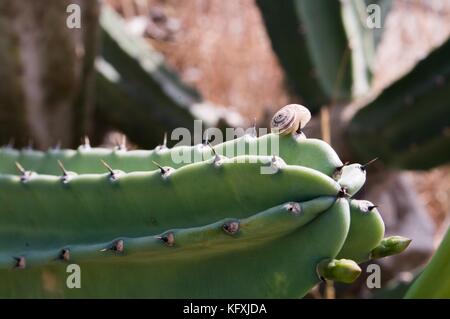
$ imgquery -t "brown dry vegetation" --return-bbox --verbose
[107,0,450,230]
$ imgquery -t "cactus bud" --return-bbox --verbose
[370,236,411,259]
[316,258,361,283]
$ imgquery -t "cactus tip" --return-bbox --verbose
[370,236,412,259]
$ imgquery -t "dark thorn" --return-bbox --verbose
[158,232,174,246]
[368,205,378,211]
[58,161,76,183]
[337,161,350,170]
[57,160,68,176]
[15,162,26,175]
[60,249,70,261]
[100,160,114,174]
[58,160,71,184]
[16,162,33,182]
[361,158,378,171]
[152,160,168,175]
[338,187,350,198]
[113,240,124,252]
[101,160,120,181]
[223,221,240,235]
[15,257,26,269]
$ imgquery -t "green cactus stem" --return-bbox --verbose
[0,196,350,298]
[348,37,450,169]
[405,227,450,298]
[337,199,385,262]
[0,155,341,250]
[334,158,377,197]
[0,196,336,269]
[257,0,377,109]
[0,133,343,177]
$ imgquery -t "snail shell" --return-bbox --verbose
[270,104,311,135]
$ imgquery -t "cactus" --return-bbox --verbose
[0,103,412,298]
[0,155,341,245]
[405,227,450,298]
[255,0,329,110]
[348,37,450,170]
[0,156,350,297]
[0,199,351,298]
[96,5,244,148]
[256,0,376,110]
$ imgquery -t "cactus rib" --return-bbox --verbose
[0,198,350,298]
[0,156,341,250]
[337,199,385,262]
[0,196,337,269]
[0,133,343,177]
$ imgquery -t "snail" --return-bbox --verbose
[270,104,311,136]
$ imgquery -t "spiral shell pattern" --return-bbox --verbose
[270,104,311,135]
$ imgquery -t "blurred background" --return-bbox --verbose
[0,0,449,298]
